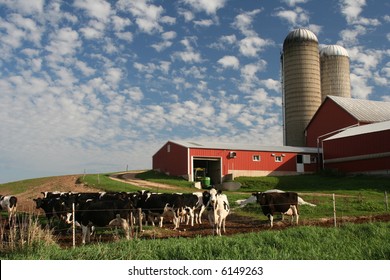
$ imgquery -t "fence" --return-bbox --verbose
[2,191,389,248]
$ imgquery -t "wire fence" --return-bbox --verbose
[2,191,389,247]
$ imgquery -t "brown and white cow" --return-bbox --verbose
[253,191,299,228]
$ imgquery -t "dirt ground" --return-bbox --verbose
[8,172,390,247]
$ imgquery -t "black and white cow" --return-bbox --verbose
[253,191,299,228]
[135,191,202,230]
[202,188,230,236]
[67,195,136,244]
[33,194,69,222]
[0,195,18,223]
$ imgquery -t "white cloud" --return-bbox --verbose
[160,16,176,25]
[45,27,81,56]
[239,36,272,57]
[274,7,310,27]
[0,0,44,15]
[152,31,176,52]
[181,0,226,15]
[112,15,132,31]
[178,8,194,22]
[218,55,240,69]
[232,9,262,36]
[125,87,144,102]
[339,0,365,24]
[117,0,164,34]
[194,19,214,27]
[281,0,309,6]
[339,0,379,26]
[339,26,367,46]
[350,73,372,99]
[74,0,111,22]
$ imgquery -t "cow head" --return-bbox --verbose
[203,188,222,210]
[252,192,266,205]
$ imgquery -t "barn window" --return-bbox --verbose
[275,156,282,162]
[253,155,261,161]
[167,144,171,153]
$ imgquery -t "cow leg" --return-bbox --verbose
[81,225,89,244]
[122,221,130,240]
[291,205,299,225]
[186,208,195,227]
[158,216,164,227]
[268,214,274,228]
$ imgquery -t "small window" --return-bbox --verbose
[167,144,171,153]
[253,155,261,161]
[275,156,282,162]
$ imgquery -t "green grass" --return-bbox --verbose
[0,177,60,194]
[2,222,389,260]
[135,170,194,188]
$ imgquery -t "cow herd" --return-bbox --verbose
[0,189,306,245]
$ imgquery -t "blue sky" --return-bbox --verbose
[0,0,389,183]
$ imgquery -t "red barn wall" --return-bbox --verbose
[305,99,358,147]
[153,142,189,177]
[190,148,318,177]
[323,130,390,173]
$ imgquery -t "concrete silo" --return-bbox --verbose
[320,45,351,101]
[281,28,322,147]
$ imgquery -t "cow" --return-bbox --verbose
[167,193,200,229]
[0,195,18,223]
[236,189,316,208]
[66,196,136,244]
[202,188,230,236]
[33,195,69,223]
[253,191,299,228]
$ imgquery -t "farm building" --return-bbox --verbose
[322,120,390,175]
[152,140,319,185]
[305,95,390,148]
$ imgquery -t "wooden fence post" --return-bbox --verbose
[138,208,142,232]
[333,194,337,228]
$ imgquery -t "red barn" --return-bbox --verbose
[153,141,319,185]
[322,120,390,174]
[305,96,390,148]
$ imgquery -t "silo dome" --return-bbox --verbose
[283,28,318,47]
[281,28,322,147]
[320,45,351,101]
[320,45,349,57]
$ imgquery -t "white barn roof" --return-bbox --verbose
[328,96,390,123]
[324,120,390,141]
[170,140,319,153]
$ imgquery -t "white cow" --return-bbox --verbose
[203,188,230,236]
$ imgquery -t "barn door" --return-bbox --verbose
[296,154,304,173]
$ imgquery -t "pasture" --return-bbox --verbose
[0,171,390,259]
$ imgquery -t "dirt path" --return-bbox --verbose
[15,175,104,213]
[109,171,183,191]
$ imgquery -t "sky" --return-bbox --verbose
[0,0,389,183]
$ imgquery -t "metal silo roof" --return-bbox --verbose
[283,28,318,47]
[320,45,349,57]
